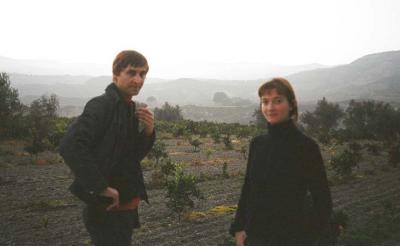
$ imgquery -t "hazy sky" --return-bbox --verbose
[1,0,400,75]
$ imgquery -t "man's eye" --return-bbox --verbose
[128,71,137,76]
[140,72,147,78]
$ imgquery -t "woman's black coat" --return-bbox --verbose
[230,120,333,243]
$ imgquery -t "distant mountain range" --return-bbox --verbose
[0,56,110,76]
[0,56,325,80]
[2,50,400,122]
[287,50,400,103]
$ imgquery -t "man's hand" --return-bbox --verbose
[235,231,247,246]
[100,187,119,210]
[136,107,154,136]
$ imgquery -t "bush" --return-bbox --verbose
[343,100,399,140]
[154,102,183,121]
[166,163,202,222]
[364,142,382,156]
[388,143,400,167]
[189,138,202,152]
[148,140,168,164]
[223,134,233,150]
[222,162,229,178]
[160,158,176,177]
[0,72,24,140]
[24,94,59,156]
[211,131,221,144]
[329,148,360,178]
[238,145,248,159]
[205,149,214,160]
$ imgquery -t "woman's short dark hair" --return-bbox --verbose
[112,50,149,76]
[258,77,298,122]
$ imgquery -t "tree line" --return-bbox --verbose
[2,71,399,166]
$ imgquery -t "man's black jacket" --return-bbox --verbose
[230,120,333,243]
[59,83,155,207]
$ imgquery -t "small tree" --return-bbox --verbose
[364,143,382,156]
[166,163,202,222]
[154,102,184,121]
[148,140,168,165]
[172,125,186,138]
[329,148,360,178]
[300,97,344,142]
[344,100,399,140]
[160,158,176,177]
[222,162,229,178]
[189,138,202,152]
[223,134,233,150]
[239,145,248,160]
[24,139,46,160]
[0,72,23,140]
[213,91,232,106]
[205,149,214,160]
[25,94,59,156]
[210,130,221,144]
[150,158,177,189]
[388,143,400,167]
[252,108,268,129]
[48,117,72,150]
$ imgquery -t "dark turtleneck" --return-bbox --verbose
[230,119,333,245]
[267,119,296,139]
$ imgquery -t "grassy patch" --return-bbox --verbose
[23,199,71,211]
[185,204,237,222]
[338,199,400,245]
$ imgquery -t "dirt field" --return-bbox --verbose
[1,137,400,246]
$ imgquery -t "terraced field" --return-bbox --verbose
[1,137,400,246]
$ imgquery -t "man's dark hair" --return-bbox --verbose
[112,50,149,76]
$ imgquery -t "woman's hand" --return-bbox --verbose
[235,231,247,246]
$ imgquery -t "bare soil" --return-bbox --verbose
[1,138,400,246]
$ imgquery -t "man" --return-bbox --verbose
[60,50,155,245]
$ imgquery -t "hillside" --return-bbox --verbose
[288,50,400,103]
[4,50,400,122]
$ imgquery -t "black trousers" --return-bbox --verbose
[83,206,139,246]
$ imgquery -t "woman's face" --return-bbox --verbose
[261,89,292,125]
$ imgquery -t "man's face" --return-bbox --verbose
[261,89,292,125]
[113,64,148,98]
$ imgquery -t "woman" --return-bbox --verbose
[230,78,334,246]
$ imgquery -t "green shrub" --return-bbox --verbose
[329,148,360,178]
[222,162,229,178]
[189,138,202,152]
[166,163,202,222]
[364,143,382,156]
[148,140,168,164]
[388,143,400,167]
[223,134,233,150]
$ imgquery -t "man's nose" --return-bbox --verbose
[132,74,143,83]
